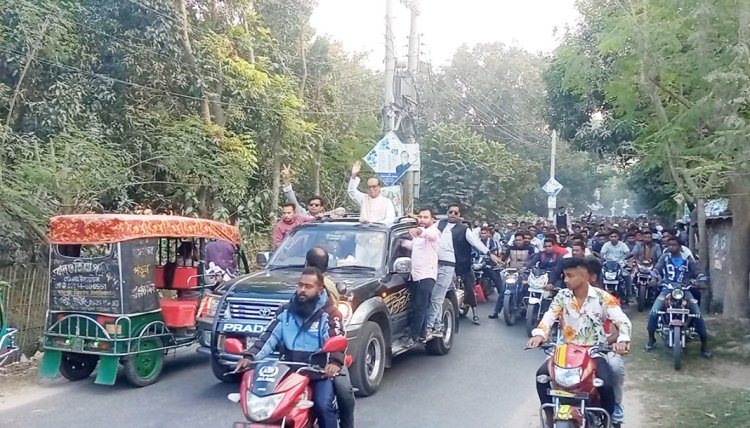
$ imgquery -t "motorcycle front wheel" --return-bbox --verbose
[526,303,539,337]
[637,285,647,312]
[503,294,517,326]
[672,326,683,370]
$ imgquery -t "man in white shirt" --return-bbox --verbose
[347,160,396,224]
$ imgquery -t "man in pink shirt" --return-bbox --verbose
[272,203,312,249]
[400,208,440,347]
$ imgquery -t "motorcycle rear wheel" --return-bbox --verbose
[553,421,577,428]
[503,294,517,326]
[673,326,683,370]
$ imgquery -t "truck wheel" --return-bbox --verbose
[123,337,164,387]
[426,300,456,355]
[503,294,517,326]
[211,353,240,383]
[59,352,98,381]
[350,321,385,397]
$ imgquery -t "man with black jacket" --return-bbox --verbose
[426,203,502,330]
[236,267,344,428]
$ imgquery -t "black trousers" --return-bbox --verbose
[535,356,616,417]
[459,269,477,307]
[409,278,435,339]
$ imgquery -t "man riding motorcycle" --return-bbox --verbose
[236,267,345,428]
[528,257,632,427]
[474,226,503,298]
[645,237,711,358]
[600,230,634,302]
[488,233,536,319]
[525,238,564,290]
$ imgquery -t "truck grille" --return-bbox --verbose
[223,297,285,322]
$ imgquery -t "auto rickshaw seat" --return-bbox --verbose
[159,299,198,328]
[154,266,198,289]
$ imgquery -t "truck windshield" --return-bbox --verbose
[269,228,387,271]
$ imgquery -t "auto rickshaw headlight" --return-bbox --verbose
[247,393,284,421]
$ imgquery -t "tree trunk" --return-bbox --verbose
[6,18,50,129]
[269,128,282,222]
[313,139,322,196]
[208,0,226,126]
[298,30,308,99]
[174,0,211,123]
[724,175,750,318]
[695,198,711,310]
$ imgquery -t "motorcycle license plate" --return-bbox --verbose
[233,423,282,428]
[667,308,690,315]
[549,389,589,400]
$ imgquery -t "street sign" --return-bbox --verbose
[542,178,563,197]
[362,131,420,186]
[547,196,557,210]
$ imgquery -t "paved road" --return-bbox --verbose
[1,297,546,428]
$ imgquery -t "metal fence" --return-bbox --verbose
[1,264,49,359]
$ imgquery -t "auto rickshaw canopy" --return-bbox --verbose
[48,214,240,245]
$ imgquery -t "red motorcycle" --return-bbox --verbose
[225,336,350,428]
[534,343,617,428]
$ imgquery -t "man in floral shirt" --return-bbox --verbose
[527,257,632,426]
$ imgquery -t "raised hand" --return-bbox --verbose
[351,160,362,178]
[281,164,292,185]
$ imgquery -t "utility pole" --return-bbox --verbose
[401,0,419,215]
[383,0,396,132]
[548,130,558,221]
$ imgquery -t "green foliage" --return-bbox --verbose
[419,123,535,220]
[0,0,381,259]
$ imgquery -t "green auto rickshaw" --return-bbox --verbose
[39,214,245,387]
[0,281,18,366]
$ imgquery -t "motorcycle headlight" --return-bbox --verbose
[554,367,582,388]
[247,393,284,421]
[604,272,617,280]
[337,301,353,325]
[671,289,685,300]
[505,273,518,283]
[472,263,485,270]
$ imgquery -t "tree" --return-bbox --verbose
[419,123,535,219]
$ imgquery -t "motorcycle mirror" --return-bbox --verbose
[322,336,348,353]
[227,393,241,403]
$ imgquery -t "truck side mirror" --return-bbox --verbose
[256,251,272,267]
[392,257,412,274]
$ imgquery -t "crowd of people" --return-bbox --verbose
[255,164,705,428]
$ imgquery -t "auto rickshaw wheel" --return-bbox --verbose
[59,352,99,381]
[123,337,164,387]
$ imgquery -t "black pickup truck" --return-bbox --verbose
[206,217,463,396]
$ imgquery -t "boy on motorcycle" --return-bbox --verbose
[645,237,711,358]
[475,226,503,299]
[525,238,564,290]
[236,267,345,428]
[527,257,632,426]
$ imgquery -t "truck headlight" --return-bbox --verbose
[198,294,220,318]
[247,393,283,421]
[337,301,353,325]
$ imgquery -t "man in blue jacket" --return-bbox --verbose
[236,267,345,428]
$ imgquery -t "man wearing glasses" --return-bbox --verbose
[282,165,345,219]
[427,204,503,329]
[347,160,396,224]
